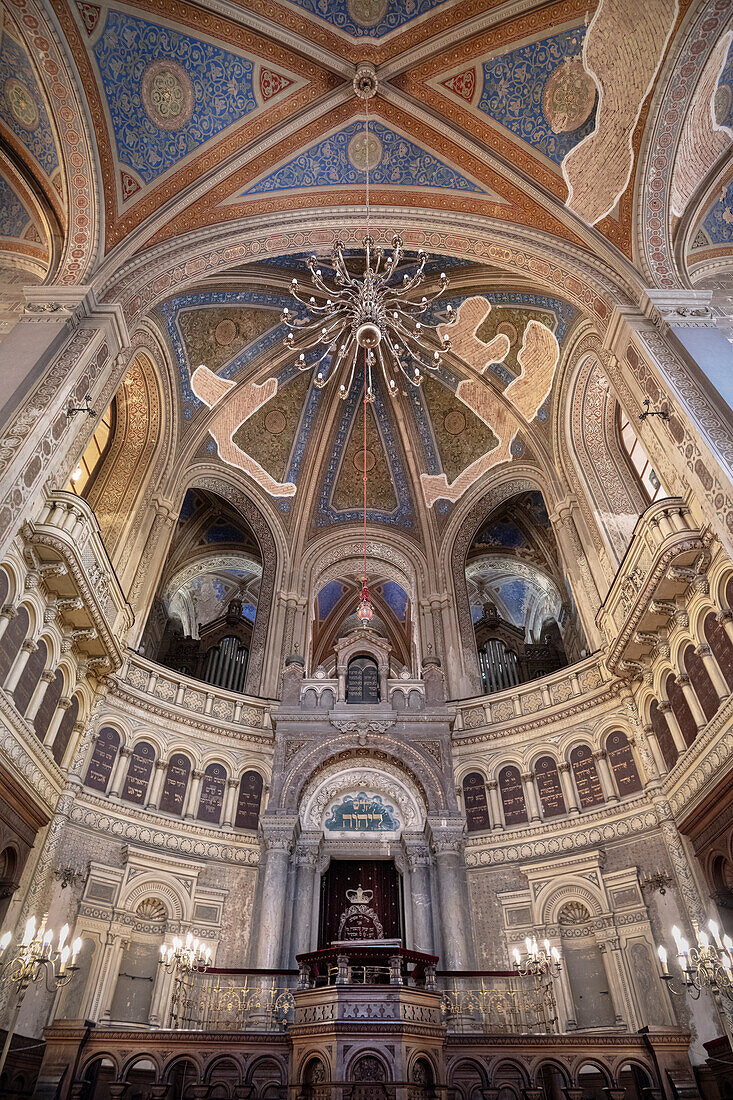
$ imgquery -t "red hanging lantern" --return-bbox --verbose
[357,581,373,626]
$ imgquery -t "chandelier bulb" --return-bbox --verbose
[299,353,305,362]
[316,269,322,276]
[434,351,440,361]
[292,278,298,286]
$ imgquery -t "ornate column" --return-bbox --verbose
[717,610,733,648]
[256,823,295,968]
[146,760,167,811]
[184,770,204,819]
[108,748,132,798]
[486,781,503,830]
[645,290,733,415]
[548,498,602,648]
[5,640,37,694]
[222,779,239,828]
[0,605,15,643]
[642,723,668,778]
[290,843,319,962]
[42,697,72,749]
[406,846,434,955]
[593,751,618,803]
[557,763,580,814]
[696,643,730,701]
[127,499,177,648]
[521,772,541,822]
[431,825,470,970]
[657,700,688,754]
[23,669,55,723]
[61,721,86,771]
[675,674,707,730]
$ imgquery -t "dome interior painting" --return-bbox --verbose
[0,0,732,1095]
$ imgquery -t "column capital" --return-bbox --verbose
[40,669,56,684]
[695,643,713,658]
[557,762,571,774]
[643,289,716,329]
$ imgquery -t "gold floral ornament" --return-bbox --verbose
[542,59,596,135]
[141,60,195,132]
[5,79,39,130]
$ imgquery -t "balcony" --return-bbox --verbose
[596,497,713,677]
[21,491,133,673]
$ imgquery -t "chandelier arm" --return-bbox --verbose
[381,331,431,385]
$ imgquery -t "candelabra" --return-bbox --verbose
[160,934,212,1028]
[0,915,82,1076]
[641,868,674,896]
[513,937,562,979]
[657,921,733,1046]
[160,932,212,976]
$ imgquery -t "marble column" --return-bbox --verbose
[43,697,72,748]
[0,605,15,643]
[521,772,541,821]
[108,748,132,799]
[557,763,580,814]
[696,643,730,701]
[487,781,503,830]
[5,640,37,694]
[256,825,294,969]
[222,779,239,828]
[146,760,167,811]
[641,724,668,778]
[25,669,55,723]
[593,750,618,803]
[431,827,470,970]
[658,700,688,754]
[406,846,433,955]
[184,770,204,819]
[717,610,733,649]
[676,674,707,730]
[290,845,318,962]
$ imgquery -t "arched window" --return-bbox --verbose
[534,756,566,818]
[204,635,249,693]
[33,668,64,742]
[198,763,227,824]
[121,741,156,804]
[463,772,490,832]
[346,655,380,704]
[683,643,718,722]
[605,731,642,796]
[703,611,733,690]
[66,398,116,498]
[666,673,697,746]
[84,726,120,792]
[650,699,679,771]
[569,745,604,808]
[0,570,8,609]
[159,753,191,816]
[235,770,263,830]
[0,605,29,686]
[498,766,527,826]
[11,638,47,716]
[83,1058,116,1100]
[617,405,666,502]
[52,695,79,765]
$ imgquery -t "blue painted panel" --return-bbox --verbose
[0,31,59,177]
[204,523,247,543]
[380,580,408,621]
[318,580,345,620]
[478,27,595,166]
[93,10,257,184]
[281,0,446,39]
[325,793,400,832]
[715,40,733,130]
[702,180,733,244]
[0,176,30,238]
[244,119,485,194]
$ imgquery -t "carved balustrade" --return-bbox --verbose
[21,490,133,673]
[453,653,611,732]
[116,651,272,734]
[298,674,427,710]
[596,497,713,678]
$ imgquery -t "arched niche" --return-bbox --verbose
[79,354,163,561]
[453,484,586,696]
[312,575,412,675]
[299,761,424,836]
[140,481,275,696]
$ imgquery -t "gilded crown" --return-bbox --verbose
[346,885,373,905]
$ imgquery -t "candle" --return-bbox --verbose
[657,944,669,975]
[59,946,70,974]
[58,925,69,953]
[22,917,36,948]
[513,948,521,965]
[708,920,723,949]
[71,938,82,965]
[0,932,11,954]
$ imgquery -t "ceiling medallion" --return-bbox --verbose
[280,64,456,405]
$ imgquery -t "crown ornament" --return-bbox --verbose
[346,885,373,905]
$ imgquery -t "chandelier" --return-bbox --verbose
[280,65,456,403]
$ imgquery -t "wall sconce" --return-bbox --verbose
[639,398,670,422]
[641,868,674,895]
[66,395,96,419]
[53,865,85,890]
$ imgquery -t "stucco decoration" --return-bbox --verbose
[562,0,678,225]
[191,367,296,497]
[670,30,733,218]
[300,762,423,831]
[421,299,558,506]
